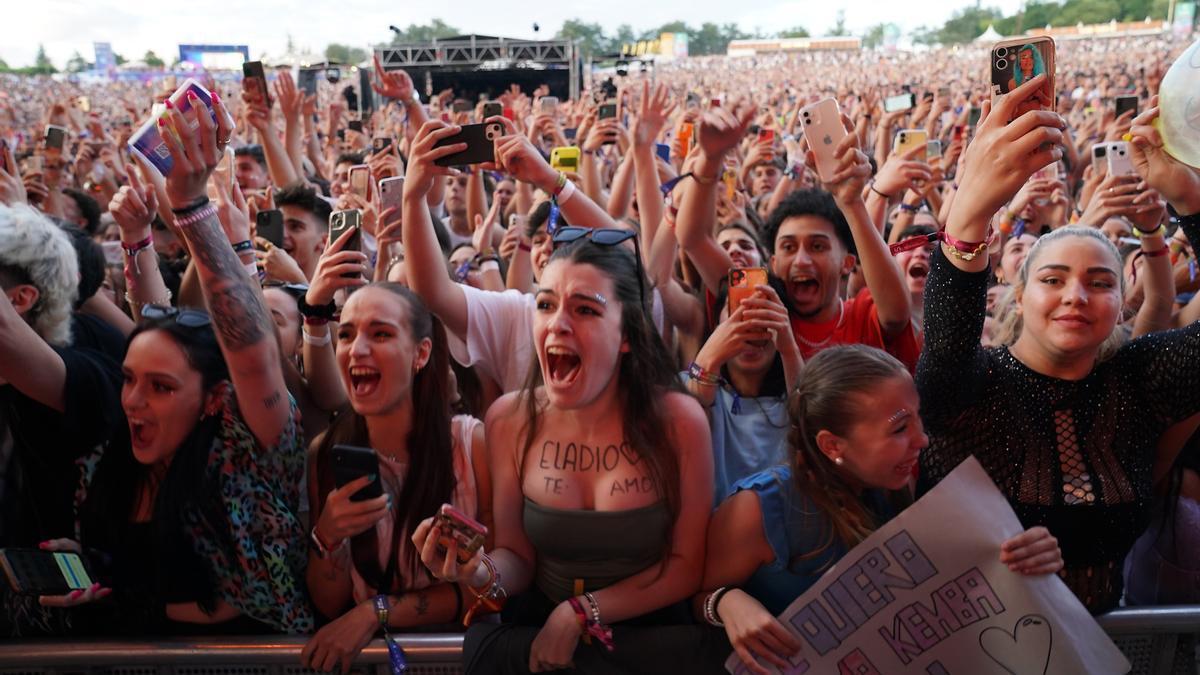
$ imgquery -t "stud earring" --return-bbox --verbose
[834,456,844,466]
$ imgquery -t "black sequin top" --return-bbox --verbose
[915,247,1200,614]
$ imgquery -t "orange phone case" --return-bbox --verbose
[728,267,768,315]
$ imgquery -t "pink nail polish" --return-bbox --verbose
[68,590,82,599]
[211,91,221,104]
[164,99,174,110]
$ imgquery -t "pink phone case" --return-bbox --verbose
[800,98,847,183]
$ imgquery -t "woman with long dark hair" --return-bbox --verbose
[410,177,714,672]
[47,85,312,634]
[301,282,491,672]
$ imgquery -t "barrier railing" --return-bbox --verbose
[1,606,1197,674]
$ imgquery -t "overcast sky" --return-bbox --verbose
[4,0,1026,68]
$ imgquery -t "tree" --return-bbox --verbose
[861,23,892,49]
[143,50,164,68]
[934,5,1005,44]
[66,51,91,73]
[325,43,369,64]
[556,19,612,56]
[32,44,56,75]
[114,53,127,66]
[828,9,849,36]
[779,26,811,38]
[387,19,460,45]
[691,23,727,55]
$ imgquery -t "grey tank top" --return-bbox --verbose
[523,498,671,603]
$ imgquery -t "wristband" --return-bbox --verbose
[556,178,577,205]
[1134,223,1165,238]
[899,203,920,213]
[479,260,500,272]
[298,296,338,321]
[232,239,254,253]
[869,184,895,201]
[174,204,218,228]
[121,235,154,258]
[518,241,532,252]
[303,325,332,347]
[244,260,259,278]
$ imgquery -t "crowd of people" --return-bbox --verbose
[0,30,1198,674]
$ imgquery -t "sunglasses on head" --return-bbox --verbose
[140,304,212,328]
[263,281,310,300]
[550,226,647,314]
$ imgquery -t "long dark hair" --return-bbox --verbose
[519,241,684,525]
[313,283,455,592]
[79,314,233,615]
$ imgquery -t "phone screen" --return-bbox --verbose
[1115,95,1138,119]
[598,103,618,120]
[348,165,371,200]
[884,94,914,113]
[728,267,768,315]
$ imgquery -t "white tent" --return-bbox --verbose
[974,24,1004,43]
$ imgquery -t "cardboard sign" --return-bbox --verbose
[726,457,1130,675]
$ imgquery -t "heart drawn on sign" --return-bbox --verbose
[979,614,1053,675]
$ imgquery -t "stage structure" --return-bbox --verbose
[377,35,581,103]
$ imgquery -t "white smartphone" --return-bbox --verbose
[540,96,559,115]
[1091,143,1108,174]
[379,176,404,215]
[799,98,847,183]
[1106,141,1136,177]
[926,139,943,160]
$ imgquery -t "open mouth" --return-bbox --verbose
[894,458,919,477]
[545,346,581,387]
[908,262,929,279]
[129,417,156,449]
[348,365,382,397]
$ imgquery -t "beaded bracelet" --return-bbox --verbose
[704,586,732,627]
[567,595,615,651]
[170,196,210,216]
[687,361,723,387]
[175,204,218,228]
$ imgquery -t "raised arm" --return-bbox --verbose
[630,82,677,253]
[401,120,471,337]
[162,90,290,448]
[810,113,910,335]
[242,93,300,189]
[676,103,756,294]
[109,165,171,322]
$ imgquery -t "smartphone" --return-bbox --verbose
[0,139,8,174]
[256,209,285,249]
[0,548,94,595]
[331,445,383,502]
[952,125,966,142]
[893,129,928,158]
[128,79,215,177]
[728,267,768,315]
[989,37,1056,118]
[372,136,393,155]
[926,139,943,160]
[452,99,471,113]
[347,119,363,133]
[710,97,722,108]
[43,125,68,153]
[883,93,915,113]
[686,92,700,109]
[79,96,91,113]
[329,209,363,257]
[563,127,578,142]
[677,122,695,152]
[1091,142,1109,174]
[550,146,580,171]
[435,504,487,564]
[800,98,847,183]
[1106,141,1136,176]
[433,122,505,167]
[967,106,982,128]
[598,102,618,120]
[379,176,404,214]
[1032,162,1059,182]
[540,96,559,115]
[937,86,951,99]
[242,60,272,108]
[655,142,671,164]
[478,101,502,121]
[348,164,371,200]
[722,168,737,200]
[757,128,776,144]
[298,68,318,97]
[1115,95,1139,119]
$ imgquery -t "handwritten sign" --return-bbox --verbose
[726,457,1130,674]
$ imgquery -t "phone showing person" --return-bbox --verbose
[435,504,487,564]
[989,37,1055,119]
[728,267,768,315]
[348,164,371,200]
[598,102,618,120]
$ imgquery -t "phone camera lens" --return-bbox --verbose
[996,47,1009,58]
[996,58,1008,71]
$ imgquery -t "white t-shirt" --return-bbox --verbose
[452,283,666,394]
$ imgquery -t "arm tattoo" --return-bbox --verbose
[180,214,272,351]
[414,590,429,617]
[262,389,282,410]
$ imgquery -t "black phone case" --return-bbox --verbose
[242,62,272,107]
[0,549,91,595]
[331,445,383,502]
[1115,96,1138,119]
[256,211,284,249]
[433,123,504,167]
[482,103,503,119]
[598,104,618,120]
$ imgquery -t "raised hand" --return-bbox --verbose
[697,101,756,161]
[632,81,676,149]
[403,120,466,199]
[307,226,369,307]
[109,164,158,235]
[372,53,415,102]
[807,113,871,207]
[1128,97,1200,215]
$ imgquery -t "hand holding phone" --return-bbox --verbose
[242,61,272,108]
[1,546,98,597]
[728,267,768,315]
[434,504,488,564]
[256,209,285,249]
[799,98,848,183]
[432,122,505,167]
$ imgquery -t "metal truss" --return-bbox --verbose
[378,37,574,68]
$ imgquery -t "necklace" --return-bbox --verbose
[794,299,845,349]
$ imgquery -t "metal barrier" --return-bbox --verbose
[0,607,1197,674]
